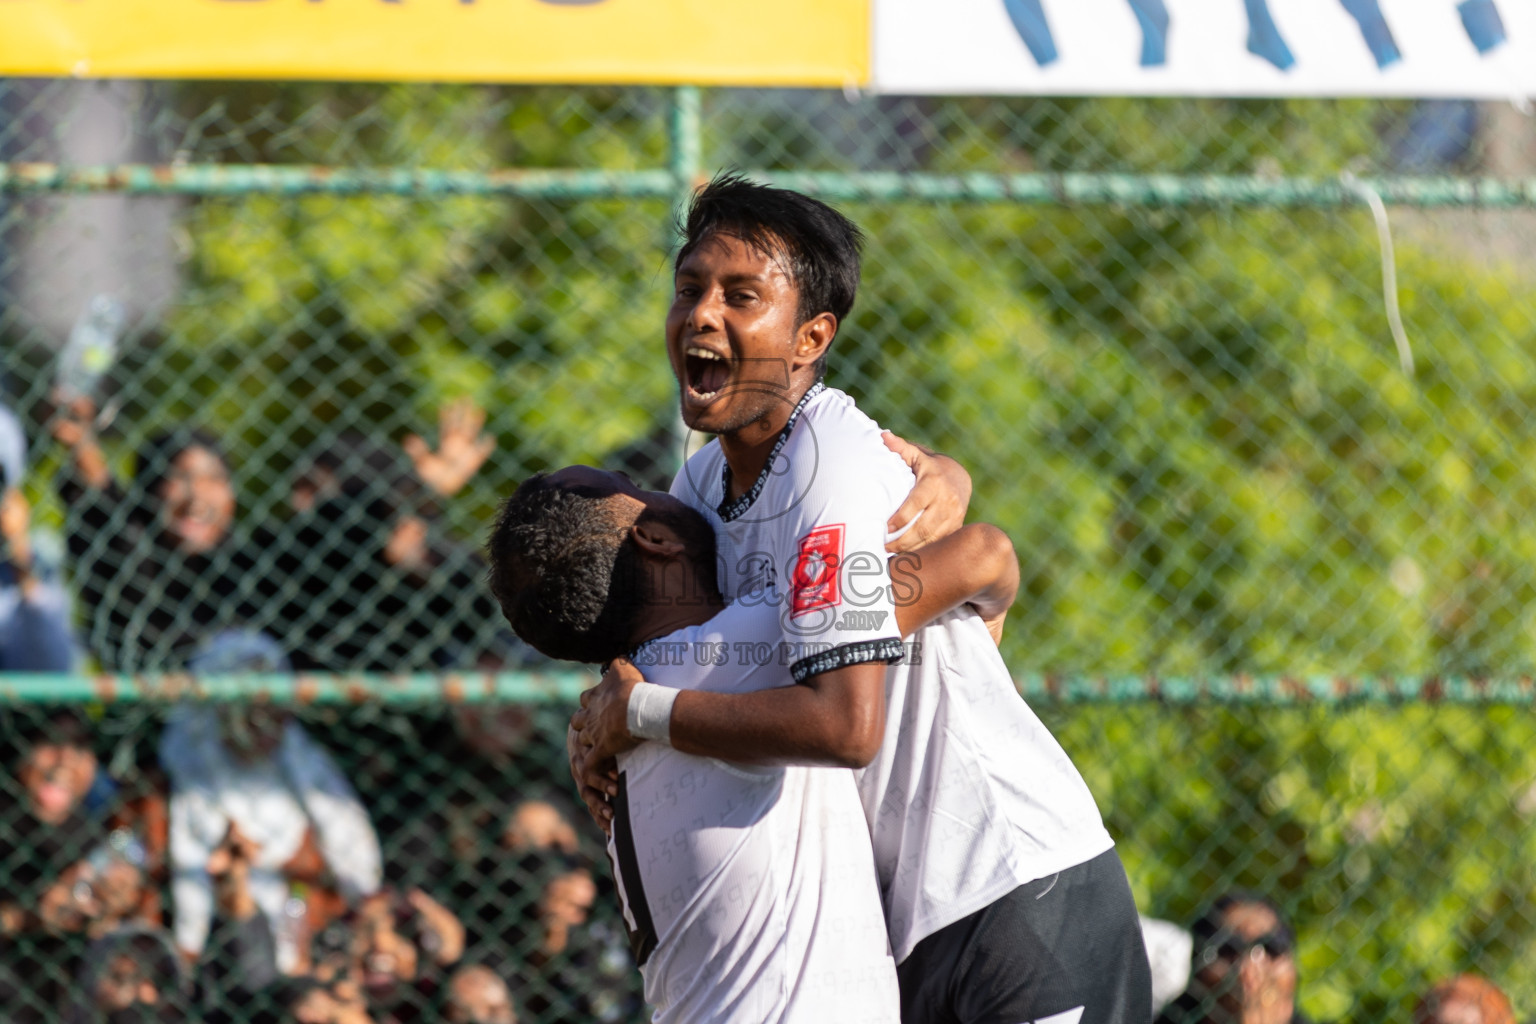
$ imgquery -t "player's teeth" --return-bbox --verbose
[686,347,725,361]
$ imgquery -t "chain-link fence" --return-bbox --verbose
[2,80,1536,1023]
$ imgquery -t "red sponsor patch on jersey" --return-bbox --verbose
[790,524,844,617]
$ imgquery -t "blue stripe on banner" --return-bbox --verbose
[1458,0,1508,53]
[1243,0,1296,71]
[1126,0,1170,66]
[1002,0,1059,66]
[1338,0,1402,68]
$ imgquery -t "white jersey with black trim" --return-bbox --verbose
[670,382,911,681]
[671,384,1115,963]
[607,598,900,1024]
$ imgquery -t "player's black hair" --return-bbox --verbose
[675,172,865,377]
[485,473,647,664]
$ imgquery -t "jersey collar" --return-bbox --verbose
[716,381,826,523]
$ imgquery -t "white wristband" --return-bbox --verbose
[626,683,680,746]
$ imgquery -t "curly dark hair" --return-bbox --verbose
[484,474,647,664]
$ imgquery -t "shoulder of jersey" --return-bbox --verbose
[783,387,910,488]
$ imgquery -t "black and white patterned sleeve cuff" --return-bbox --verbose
[790,637,907,684]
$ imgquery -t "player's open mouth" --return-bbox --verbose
[683,345,731,403]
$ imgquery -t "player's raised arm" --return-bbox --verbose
[891,522,1019,643]
[571,523,1018,807]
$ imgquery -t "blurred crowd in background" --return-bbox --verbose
[2,691,1513,1024]
[1,701,642,1024]
[4,389,538,676]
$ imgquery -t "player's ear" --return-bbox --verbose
[792,313,836,370]
[630,520,687,560]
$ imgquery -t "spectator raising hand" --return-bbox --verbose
[401,398,496,499]
[205,823,261,924]
[502,801,578,856]
[2,488,32,588]
[48,394,110,491]
[50,393,268,670]
[536,868,595,960]
[404,889,466,968]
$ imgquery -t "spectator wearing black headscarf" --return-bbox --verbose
[52,398,269,670]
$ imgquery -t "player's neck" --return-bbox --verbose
[630,596,725,647]
[629,567,726,645]
[718,378,817,501]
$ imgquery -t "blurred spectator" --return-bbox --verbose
[373,709,570,1000]
[4,711,120,931]
[1414,975,1514,1024]
[344,888,466,1024]
[286,976,376,1024]
[34,829,156,939]
[158,704,381,972]
[2,709,169,1020]
[0,402,77,671]
[275,401,499,671]
[290,401,494,516]
[54,395,499,670]
[509,853,640,1024]
[186,629,290,676]
[533,865,596,961]
[196,819,284,1019]
[445,964,517,1024]
[502,799,578,857]
[52,399,268,670]
[62,925,192,1024]
[1156,892,1307,1024]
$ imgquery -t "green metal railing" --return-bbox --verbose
[4,90,1534,208]
[6,672,1536,705]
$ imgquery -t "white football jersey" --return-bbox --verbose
[609,598,900,1024]
[672,384,1114,962]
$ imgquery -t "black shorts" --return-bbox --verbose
[895,848,1152,1024]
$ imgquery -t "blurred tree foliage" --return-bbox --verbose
[18,85,1536,1020]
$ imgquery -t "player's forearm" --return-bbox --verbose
[667,663,886,769]
[891,523,1019,635]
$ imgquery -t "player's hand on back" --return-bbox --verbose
[569,658,646,826]
[566,725,612,833]
[882,430,972,553]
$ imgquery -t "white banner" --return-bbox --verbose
[873,0,1536,98]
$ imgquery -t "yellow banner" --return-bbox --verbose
[0,0,869,86]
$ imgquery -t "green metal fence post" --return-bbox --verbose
[664,84,704,477]
[669,85,703,198]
